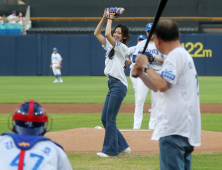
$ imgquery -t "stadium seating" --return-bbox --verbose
[0,23,23,35]
[0,23,7,34]
[13,23,23,33]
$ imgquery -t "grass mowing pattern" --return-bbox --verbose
[1,113,222,134]
[191,152,222,170]
[67,152,222,170]
[0,76,221,103]
[67,152,159,170]
[66,152,222,170]
[0,76,145,103]
[0,113,149,134]
[198,76,222,104]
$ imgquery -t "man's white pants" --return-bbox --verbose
[52,64,61,76]
[130,69,138,105]
[133,77,149,129]
[148,70,161,129]
[149,90,157,129]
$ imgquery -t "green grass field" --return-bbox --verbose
[1,113,222,134]
[0,76,222,169]
[0,76,222,103]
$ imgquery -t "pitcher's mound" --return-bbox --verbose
[45,128,222,153]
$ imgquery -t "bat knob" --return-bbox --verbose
[132,75,138,78]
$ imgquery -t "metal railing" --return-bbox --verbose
[29,17,222,22]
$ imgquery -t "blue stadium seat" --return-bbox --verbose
[5,23,11,29]
[13,23,23,33]
[13,23,20,28]
[0,30,7,35]
[2,23,21,34]
[7,29,21,35]
[5,22,14,29]
[0,24,6,35]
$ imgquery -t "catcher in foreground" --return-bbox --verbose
[94,7,131,158]
[0,100,72,169]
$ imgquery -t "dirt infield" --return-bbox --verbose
[1,103,222,113]
[2,103,222,153]
[45,128,222,153]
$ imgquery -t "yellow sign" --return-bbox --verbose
[181,42,212,57]
[19,142,30,147]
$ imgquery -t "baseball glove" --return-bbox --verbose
[138,51,155,64]
[105,7,125,20]
[56,65,62,69]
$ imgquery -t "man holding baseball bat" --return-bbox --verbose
[132,19,201,170]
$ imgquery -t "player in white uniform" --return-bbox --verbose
[132,23,165,129]
[127,35,146,106]
[132,19,201,170]
[94,8,131,158]
[8,11,17,24]
[50,48,63,83]
[0,100,72,170]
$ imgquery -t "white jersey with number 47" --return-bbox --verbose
[0,134,72,170]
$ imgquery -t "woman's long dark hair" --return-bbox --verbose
[108,24,130,60]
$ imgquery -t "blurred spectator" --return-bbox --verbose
[8,10,17,24]
[17,12,25,26]
[0,15,7,23]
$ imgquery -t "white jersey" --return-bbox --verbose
[51,53,62,65]
[128,46,136,69]
[103,38,128,88]
[151,47,201,147]
[0,133,72,170]
[133,40,165,71]
[8,15,17,23]
[18,17,24,25]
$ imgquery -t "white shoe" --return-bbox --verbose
[148,109,152,112]
[97,152,117,158]
[118,147,131,156]
[53,79,59,83]
[60,79,63,83]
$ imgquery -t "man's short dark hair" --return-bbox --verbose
[154,19,179,41]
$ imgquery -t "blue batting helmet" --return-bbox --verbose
[146,23,153,32]
[137,35,146,41]
[11,100,50,136]
[53,47,58,51]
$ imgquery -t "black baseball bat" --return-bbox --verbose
[132,0,168,78]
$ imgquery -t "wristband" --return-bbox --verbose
[144,64,152,73]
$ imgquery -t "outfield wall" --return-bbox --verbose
[0,34,221,76]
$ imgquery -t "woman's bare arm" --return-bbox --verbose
[105,19,115,46]
[94,15,106,46]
